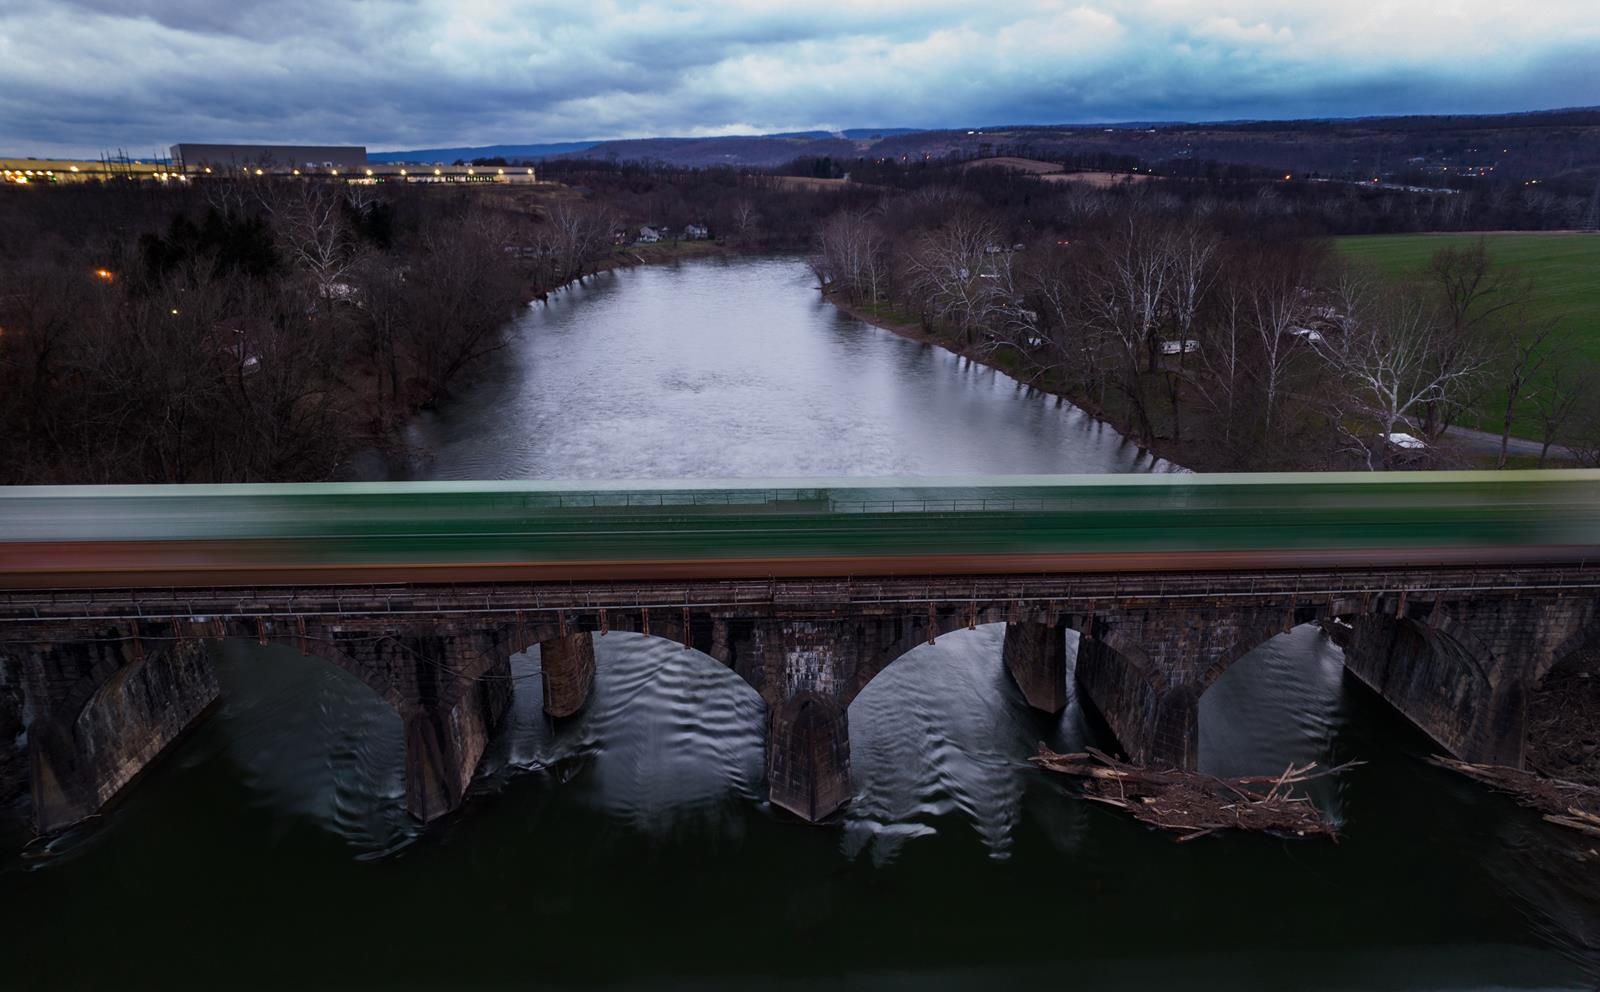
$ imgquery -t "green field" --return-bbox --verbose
[1334,233,1600,436]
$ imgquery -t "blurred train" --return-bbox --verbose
[3,471,1600,589]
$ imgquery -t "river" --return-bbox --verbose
[3,257,1596,990]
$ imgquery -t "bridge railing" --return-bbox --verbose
[500,492,1120,513]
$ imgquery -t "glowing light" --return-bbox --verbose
[497,168,504,175]
[468,168,475,175]
[331,169,338,176]
[170,309,179,315]
[434,168,441,175]
[293,169,300,175]
[204,167,212,174]
[400,169,407,176]
[93,268,114,282]
[1283,174,1292,181]
[255,168,263,175]
[69,165,79,173]
[365,168,373,176]
[526,168,533,175]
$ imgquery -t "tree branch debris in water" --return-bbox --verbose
[1031,745,1362,842]
[1429,756,1600,840]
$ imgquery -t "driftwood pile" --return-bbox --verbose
[1031,745,1361,842]
[1429,756,1600,839]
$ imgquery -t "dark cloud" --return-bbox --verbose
[2,2,1597,157]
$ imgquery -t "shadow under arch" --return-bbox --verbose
[1196,622,1351,778]
[1073,605,1293,769]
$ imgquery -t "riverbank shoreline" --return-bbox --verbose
[569,239,747,290]
[823,290,1193,472]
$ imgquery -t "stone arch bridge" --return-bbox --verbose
[5,564,1597,833]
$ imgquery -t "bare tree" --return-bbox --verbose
[400,212,524,405]
[1245,254,1310,440]
[1163,223,1219,353]
[1533,361,1592,467]
[814,209,887,304]
[732,198,760,238]
[1492,314,1565,467]
[1019,248,1108,402]
[1195,280,1251,449]
[1082,216,1174,442]
[539,200,616,285]
[1421,238,1533,435]
[903,211,1007,346]
[277,182,358,298]
[1315,282,1489,469]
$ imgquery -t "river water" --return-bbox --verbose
[4,257,1597,990]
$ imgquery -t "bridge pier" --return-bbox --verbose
[403,661,511,821]
[9,623,220,833]
[1003,620,1068,713]
[767,693,852,822]
[539,631,595,718]
[317,622,516,822]
[745,620,856,822]
[387,628,515,822]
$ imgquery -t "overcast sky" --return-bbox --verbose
[4,1,1598,157]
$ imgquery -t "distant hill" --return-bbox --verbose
[373,109,1600,179]
[368,141,598,164]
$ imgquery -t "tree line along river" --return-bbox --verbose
[3,256,1595,990]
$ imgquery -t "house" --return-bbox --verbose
[1286,326,1325,344]
[636,226,661,244]
[1159,339,1201,356]
[209,320,262,375]
[684,223,710,240]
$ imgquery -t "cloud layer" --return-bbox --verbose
[4,1,1598,157]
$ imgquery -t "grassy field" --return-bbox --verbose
[1334,232,1599,435]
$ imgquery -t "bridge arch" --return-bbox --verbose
[843,610,994,707]
[1071,605,1296,769]
[207,617,521,823]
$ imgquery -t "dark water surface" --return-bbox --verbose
[4,258,1597,990]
